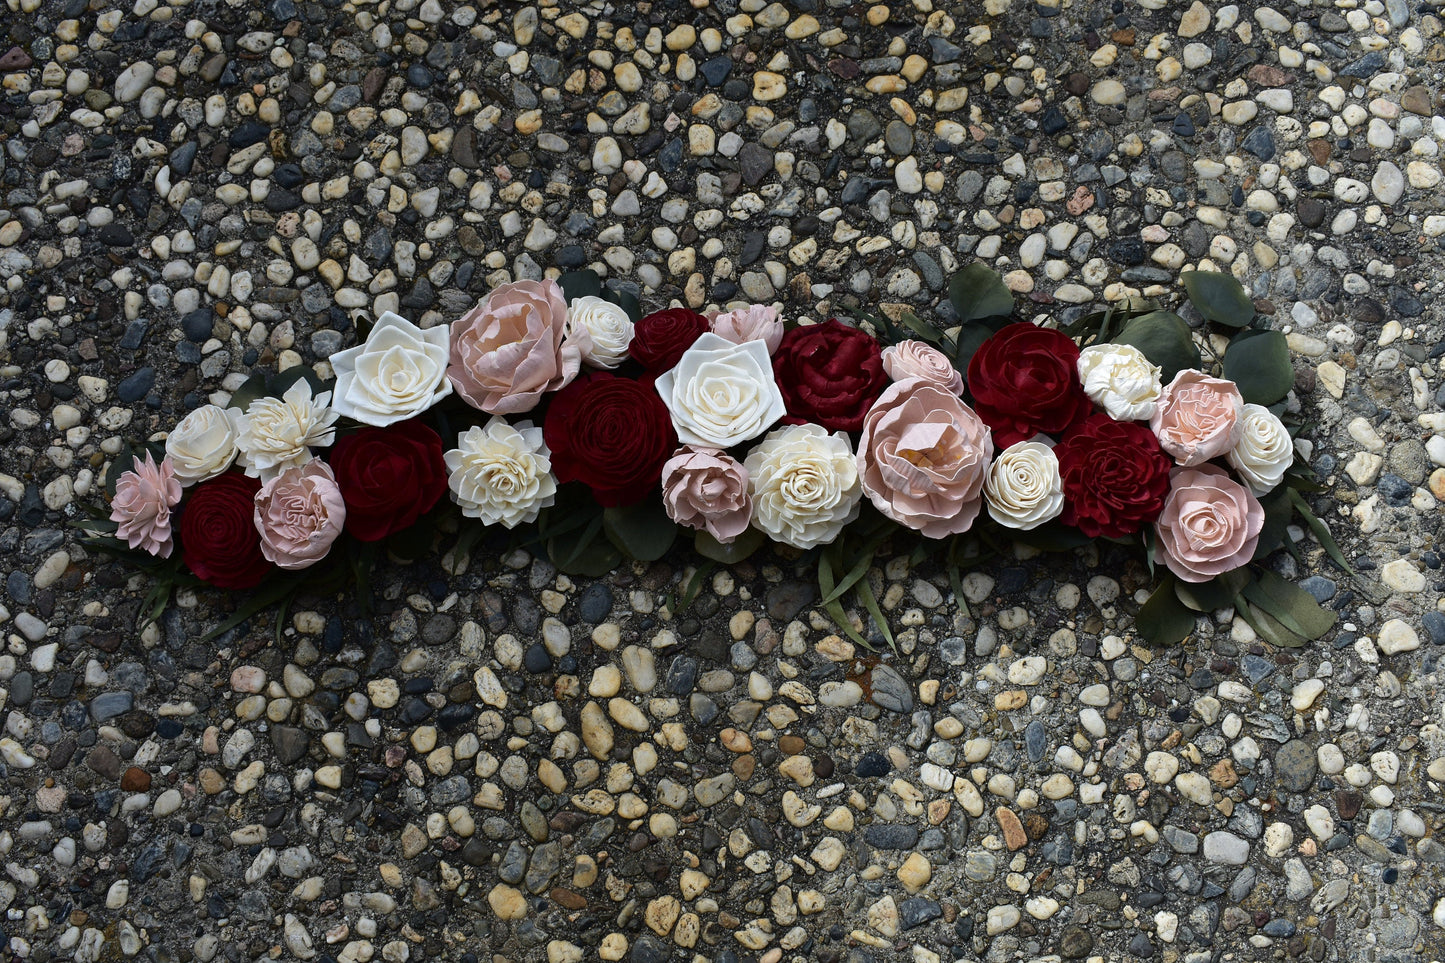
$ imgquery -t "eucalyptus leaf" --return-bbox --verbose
[695,527,765,564]
[1174,568,1250,612]
[606,286,643,323]
[1110,311,1203,383]
[603,499,677,562]
[1223,329,1293,405]
[1242,568,1337,641]
[226,370,271,413]
[948,263,1015,326]
[1137,577,1197,646]
[952,320,995,373]
[1181,270,1255,327]
[557,269,603,302]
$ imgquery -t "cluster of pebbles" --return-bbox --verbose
[1,0,1444,960]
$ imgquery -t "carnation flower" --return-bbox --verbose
[744,424,862,550]
[110,451,181,557]
[1077,343,1163,421]
[1226,403,1293,494]
[444,417,557,528]
[330,311,453,427]
[661,446,753,543]
[983,441,1065,531]
[165,404,240,485]
[254,461,347,570]
[233,380,339,482]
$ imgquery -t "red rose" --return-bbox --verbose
[181,471,271,589]
[330,420,447,542]
[1054,414,1173,538]
[966,323,1092,448]
[630,308,710,373]
[544,372,677,506]
[772,319,887,433]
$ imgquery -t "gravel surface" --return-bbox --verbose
[2,0,1445,961]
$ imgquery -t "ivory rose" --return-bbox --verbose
[655,332,786,448]
[444,417,557,528]
[711,304,783,354]
[661,446,753,543]
[857,379,993,538]
[984,441,1065,530]
[165,404,240,485]
[110,451,181,557]
[880,340,963,394]
[1226,403,1293,494]
[744,424,862,550]
[253,460,347,570]
[448,279,588,414]
[1154,464,1265,582]
[330,311,452,427]
[233,380,339,481]
[1150,369,1244,466]
[1077,343,1163,421]
[567,296,634,369]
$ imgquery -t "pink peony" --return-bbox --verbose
[710,304,784,354]
[1150,369,1244,466]
[447,279,590,414]
[1153,464,1265,582]
[253,460,347,570]
[880,340,964,394]
[660,446,753,543]
[110,452,181,557]
[857,379,994,538]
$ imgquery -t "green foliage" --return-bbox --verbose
[1110,311,1202,383]
[603,499,677,562]
[1223,329,1294,406]
[1137,575,1197,647]
[558,268,642,321]
[695,527,765,564]
[948,262,1016,325]
[1181,270,1255,327]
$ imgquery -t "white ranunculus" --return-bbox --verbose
[655,331,786,449]
[983,440,1065,530]
[329,311,452,427]
[1226,403,1292,494]
[233,380,339,481]
[444,417,557,528]
[1077,343,1163,421]
[744,424,862,550]
[567,296,634,369]
[165,404,239,485]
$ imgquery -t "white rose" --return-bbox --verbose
[567,296,634,369]
[444,417,557,528]
[1077,343,1163,421]
[165,404,239,485]
[655,331,786,449]
[329,311,452,427]
[1226,403,1292,494]
[984,440,1065,530]
[234,380,340,481]
[744,424,862,550]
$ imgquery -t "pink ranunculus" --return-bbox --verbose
[110,452,182,557]
[857,378,994,538]
[880,340,964,394]
[661,446,753,543]
[1153,464,1265,582]
[253,460,347,570]
[711,304,784,354]
[447,279,590,414]
[1150,369,1244,466]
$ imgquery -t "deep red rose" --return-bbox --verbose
[330,420,447,542]
[629,308,710,373]
[772,319,887,433]
[1054,414,1174,538]
[966,322,1092,448]
[180,471,270,589]
[543,372,677,506]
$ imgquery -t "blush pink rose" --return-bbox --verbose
[447,279,590,414]
[881,340,964,394]
[1150,369,1244,466]
[253,460,347,570]
[1154,464,1265,582]
[110,451,182,557]
[857,379,994,538]
[711,305,784,354]
[661,446,753,543]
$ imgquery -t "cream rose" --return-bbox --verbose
[330,311,453,427]
[165,404,240,485]
[661,446,753,543]
[711,304,783,354]
[1226,403,1292,494]
[233,380,339,481]
[253,460,346,570]
[1150,369,1244,466]
[568,296,634,369]
[880,340,964,395]
[1154,464,1265,582]
[448,279,588,414]
[655,332,786,449]
[1077,343,1163,421]
[444,417,557,528]
[983,441,1065,530]
[744,424,862,550]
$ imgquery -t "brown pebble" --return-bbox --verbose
[778,735,805,755]
[1210,758,1239,789]
[120,767,151,792]
[732,755,756,780]
[996,807,1028,851]
[550,887,587,910]
[1247,64,1292,87]
[1335,790,1362,820]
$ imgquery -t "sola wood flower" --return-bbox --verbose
[444,417,557,528]
[711,304,783,354]
[881,340,963,395]
[1151,369,1243,466]
[744,424,861,550]
[165,404,239,485]
[330,312,453,427]
[566,296,634,370]
[984,441,1064,530]
[233,380,338,481]
[110,452,181,557]
[1227,403,1293,494]
[661,446,752,543]
[254,461,346,570]
[654,332,786,449]
[1154,464,1265,582]
[1077,343,1163,421]
[449,280,588,413]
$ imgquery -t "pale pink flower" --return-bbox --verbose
[661,446,753,543]
[448,279,589,414]
[253,461,347,570]
[1150,369,1244,466]
[110,452,181,557]
[1153,464,1265,582]
[880,340,964,394]
[710,304,784,354]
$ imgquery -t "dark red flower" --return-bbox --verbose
[966,322,1092,447]
[772,319,887,433]
[629,308,710,373]
[1054,414,1174,538]
[543,372,677,506]
[330,421,447,542]
[180,471,271,589]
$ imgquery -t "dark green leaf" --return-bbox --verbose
[1012,521,1092,553]
[105,440,137,499]
[547,513,623,577]
[1251,485,1294,561]
[819,531,892,604]
[387,511,437,561]
[1241,569,1337,641]
[951,321,995,373]
[606,286,643,323]
[1174,568,1249,612]
[558,269,604,303]
[948,263,1014,326]
[226,370,271,413]
[1111,310,1203,383]
[897,310,948,347]
[668,560,716,615]
[269,365,333,400]
[1286,488,1354,574]
[1235,598,1308,647]
[695,527,765,564]
[1137,576,1197,646]
[1181,270,1255,327]
[855,577,895,654]
[602,499,677,562]
[1223,329,1293,405]
[197,577,300,644]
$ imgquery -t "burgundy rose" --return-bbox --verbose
[629,308,710,373]
[330,420,447,542]
[772,319,887,433]
[180,471,271,589]
[966,323,1092,448]
[1054,414,1174,538]
[543,372,678,506]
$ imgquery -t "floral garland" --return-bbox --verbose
[86,266,1349,649]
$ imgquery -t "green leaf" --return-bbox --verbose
[1137,576,1197,646]
[1174,568,1250,612]
[105,440,137,499]
[695,527,765,564]
[1286,488,1355,574]
[951,321,995,373]
[948,263,1015,326]
[547,513,623,577]
[897,310,948,347]
[226,370,270,413]
[1241,568,1337,641]
[1222,329,1293,406]
[1109,310,1203,383]
[1012,521,1093,554]
[1235,598,1309,648]
[819,531,892,605]
[1181,270,1255,327]
[197,577,301,644]
[269,365,333,400]
[855,576,895,654]
[1251,485,1295,561]
[558,269,604,303]
[605,285,643,323]
[667,560,717,615]
[602,499,677,562]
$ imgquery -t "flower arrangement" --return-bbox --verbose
[85,266,1348,649]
